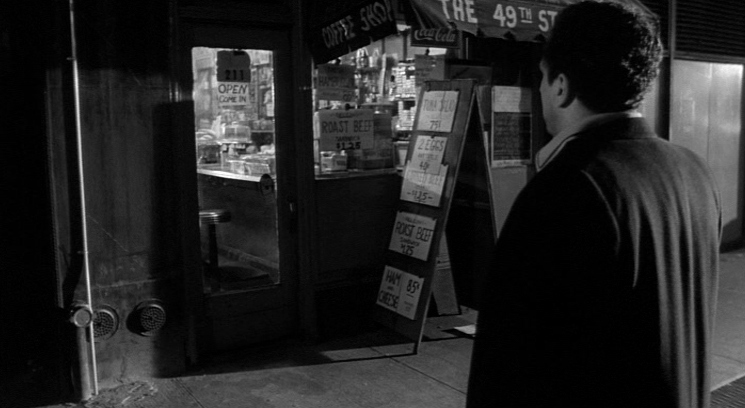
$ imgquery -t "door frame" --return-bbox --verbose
[172,16,316,360]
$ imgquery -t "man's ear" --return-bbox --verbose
[555,73,574,108]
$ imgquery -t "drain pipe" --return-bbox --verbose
[69,303,94,399]
[68,0,99,398]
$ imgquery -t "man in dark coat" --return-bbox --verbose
[466,2,722,407]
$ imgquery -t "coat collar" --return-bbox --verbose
[536,111,644,172]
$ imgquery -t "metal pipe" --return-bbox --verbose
[68,0,99,397]
[69,304,94,400]
[76,325,93,398]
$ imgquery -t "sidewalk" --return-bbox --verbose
[712,247,745,388]
[52,315,477,408]
[38,248,745,408]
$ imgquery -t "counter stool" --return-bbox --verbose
[199,209,232,275]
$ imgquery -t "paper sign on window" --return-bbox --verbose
[492,86,531,113]
[400,164,447,207]
[416,90,459,133]
[376,265,425,320]
[313,109,375,151]
[217,82,250,108]
[491,86,532,167]
[315,64,356,102]
[389,212,437,261]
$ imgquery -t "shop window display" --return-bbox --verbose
[311,36,447,177]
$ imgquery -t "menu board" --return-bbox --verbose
[491,86,532,166]
[373,80,494,351]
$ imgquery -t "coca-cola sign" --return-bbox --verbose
[411,27,459,49]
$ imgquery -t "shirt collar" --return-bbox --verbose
[535,111,642,172]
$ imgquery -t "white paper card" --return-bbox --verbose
[409,135,447,174]
[314,109,375,151]
[376,265,425,320]
[400,164,448,207]
[416,90,459,133]
[492,86,532,113]
[217,82,250,107]
[389,212,437,261]
[315,64,357,102]
[397,273,424,319]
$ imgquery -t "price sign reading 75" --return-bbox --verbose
[416,90,459,133]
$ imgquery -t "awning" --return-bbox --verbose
[406,0,656,42]
[309,0,399,64]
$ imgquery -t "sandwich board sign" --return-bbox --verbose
[373,80,496,352]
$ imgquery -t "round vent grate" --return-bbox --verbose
[93,306,119,341]
[131,300,167,336]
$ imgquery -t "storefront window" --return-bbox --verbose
[310,34,447,178]
[192,47,280,293]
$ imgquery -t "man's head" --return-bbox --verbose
[540,1,663,117]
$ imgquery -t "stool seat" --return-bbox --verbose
[199,209,231,225]
[199,209,232,292]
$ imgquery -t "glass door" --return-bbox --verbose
[183,24,298,352]
[194,47,279,291]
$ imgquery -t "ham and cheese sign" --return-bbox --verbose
[376,266,425,320]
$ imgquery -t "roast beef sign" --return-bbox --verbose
[411,27,459,48]
[310,0,398,64]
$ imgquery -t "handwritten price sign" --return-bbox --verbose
[315,64,356,102]
[400,164,447,207]
[410,135,447,175]
[376,265,425,320]
[416,90,459,133]
[314,109,374,151]
[388,211,437,261]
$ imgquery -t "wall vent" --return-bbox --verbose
[92,306,119,341]
[129,300,167,337]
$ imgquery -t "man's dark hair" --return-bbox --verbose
[542,1,663,112]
